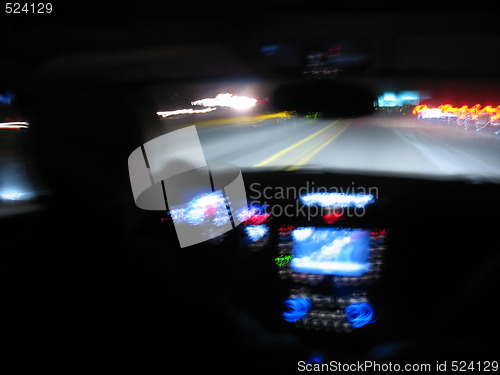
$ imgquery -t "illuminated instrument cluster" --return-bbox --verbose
[277,226,386,332]
[164,184,388,333]
[236,188,387,333]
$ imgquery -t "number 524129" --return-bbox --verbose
[5,3,52,13]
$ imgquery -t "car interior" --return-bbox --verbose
[2,3,500,373]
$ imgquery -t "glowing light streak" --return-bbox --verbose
[0,189,35,201]
[413,104,500,122]
[169,208,186,224]
[378,91,420,107]
[156,107,217,117]
[344,302,376,328]
[282,297,311,322]
[168,190,229,226]
[419,108,449,119]
[412,105,428,114]
[324,211,342,224]
[235,204,270,225]
[236,206,257,222]
[291,259,370,274]
[0,191,23,200]
[192,93,258,110]
[275,254,293,266]
[244,212,270,225]
[304,111,322,119]
[0,91,14,105]
[279,225,296,232]
[0,121,29,129]
[300,192,374,208]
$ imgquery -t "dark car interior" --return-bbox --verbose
[3,3,500,373]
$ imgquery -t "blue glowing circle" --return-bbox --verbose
[282,297,312,322]
[344,302,376,328]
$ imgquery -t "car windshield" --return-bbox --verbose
[3,7,499,186]
[150,77,500,182]
[139,11,499,183]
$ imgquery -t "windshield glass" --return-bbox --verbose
[149,77,500,182]
[4,8,500,185]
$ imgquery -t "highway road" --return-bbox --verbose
[2,109,500,214]
[160,111,500,182]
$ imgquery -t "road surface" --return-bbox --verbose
[159,112,500,182]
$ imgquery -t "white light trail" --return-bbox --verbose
[0,191,24,200]
[291,259,370,273]
[0,121,29,129]
[156,107,217,118]
[300,192,375,208]
[192,93,257,110]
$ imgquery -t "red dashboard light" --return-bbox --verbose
[279,225,296,232]
[323,211,342,224]
[244,213,271,226]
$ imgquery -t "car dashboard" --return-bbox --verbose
[137,169,500,371]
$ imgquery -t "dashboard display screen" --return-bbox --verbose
[290,227,371,276]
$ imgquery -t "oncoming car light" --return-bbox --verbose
[0,121,29,129]
[0,190,23,200]
[156,107,217,117]
[0,189,35,201]
[413,104,500,121]
[192,93,257,110]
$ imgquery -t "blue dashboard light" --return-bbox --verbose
[291,227,371,276]
[307,353,323,364]
[261,44,279,56]
[245,224,269,242]
[0,91,14,105]
[282,297,312,322]
[168,190,230,226]
[300,192,374,208]
[344,302,376,328]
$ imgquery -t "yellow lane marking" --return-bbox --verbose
[286,121,351,171]
[270,128,336,170]
[252,120,340,168]
[190,111,296,128]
